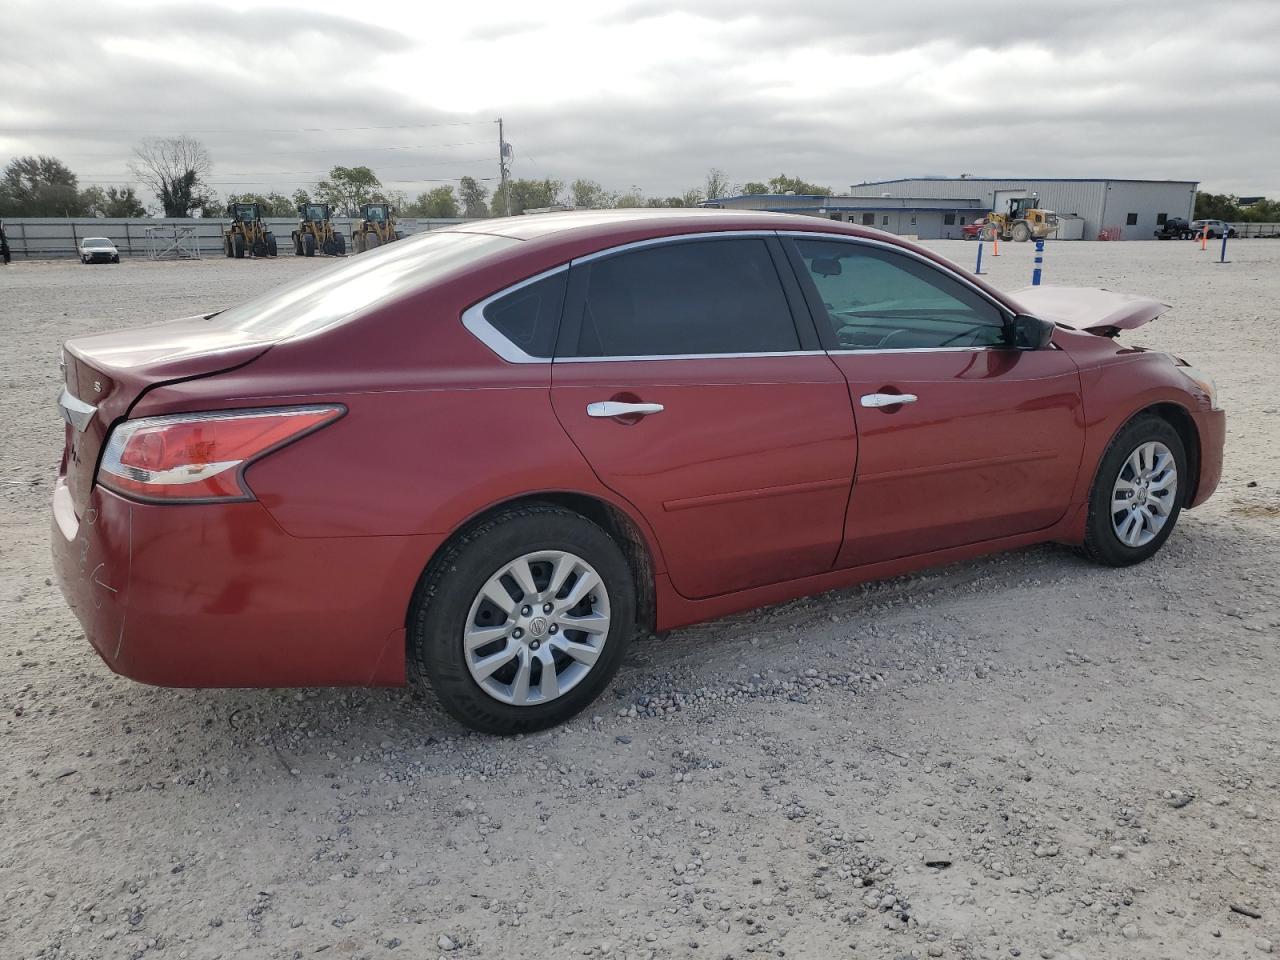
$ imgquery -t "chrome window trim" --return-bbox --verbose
[556,350,828,364]
[460,264,569,364]
[462,228,1019,364]
[568,230,777,266]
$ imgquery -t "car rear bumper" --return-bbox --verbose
[51,479,439,687]
[1189,407,1225,508]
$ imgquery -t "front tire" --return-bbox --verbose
[1081,415,1187,566]
[410,504,636,735]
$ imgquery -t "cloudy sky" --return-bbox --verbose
[3,0,1277,206]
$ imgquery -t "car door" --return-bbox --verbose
[549,234,857,600]
[782,234,1085,568]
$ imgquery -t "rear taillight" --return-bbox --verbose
[98,405,344,502]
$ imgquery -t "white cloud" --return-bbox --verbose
[1,0,1276,203]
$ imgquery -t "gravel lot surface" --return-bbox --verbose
[1,239,1277,960]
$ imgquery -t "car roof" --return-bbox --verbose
[83,237,113,242]
[446,207,878,243]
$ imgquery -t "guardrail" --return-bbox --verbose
[1226,222,1280,239]
[0,216,476,260]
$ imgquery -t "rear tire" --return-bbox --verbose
[409,504,636,735]
[1080,415,1187,567]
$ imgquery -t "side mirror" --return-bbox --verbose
[1010,313,1055,350]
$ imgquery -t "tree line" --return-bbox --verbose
[1193,191,1280,223]
[0,134,842,221]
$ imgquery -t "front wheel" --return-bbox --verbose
[1081,416,1187,566]
[410,504,636,734]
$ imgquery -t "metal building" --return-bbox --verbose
[706,177,1198,240]
[845,177,1198,240]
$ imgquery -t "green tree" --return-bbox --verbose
[82,185,147,217]
[491,178,564,217]
[227,192,296,217]
[291,188,311,209]
[571,178,618,209]
[458,176,489,218]
[130,136,213,217]
[1193,191,1242,221]
[314,165,383,216]
[615,186,647,208]
[704,168,731,201]
[404,185,459,218]
[743,181,769,195]
[1237,197,1280,223]
[0,155,89,216]
[766,173,830,195]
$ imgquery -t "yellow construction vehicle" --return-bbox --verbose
[351,203,400,253]
[291,203,346,257]
[223,202,278,259]
[980,195,1059,243]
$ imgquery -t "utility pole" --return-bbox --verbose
[497,118,513,216]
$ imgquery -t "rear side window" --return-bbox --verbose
[482,271,567,358]
[568,238,799,357]
[792,238,1007,350]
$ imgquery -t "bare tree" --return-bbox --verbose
[130,136,213,217]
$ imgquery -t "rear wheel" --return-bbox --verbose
[410,504,636,735]
[981,223,999,241]
[1081,416,1187,566]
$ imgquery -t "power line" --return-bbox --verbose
[76,157,493,178]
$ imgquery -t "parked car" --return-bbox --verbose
[1189,219,1237,239]
[1154,217,1193,240]
[961,218,986,240]
[52,210,1225,733]
[79,237,120,264]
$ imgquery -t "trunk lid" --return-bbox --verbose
[1010,285,1170,337]
[58,316,275,515]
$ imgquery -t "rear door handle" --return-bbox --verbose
[586,401,664,418]
[860,392,918,408]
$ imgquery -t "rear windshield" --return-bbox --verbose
[213,230,518,339]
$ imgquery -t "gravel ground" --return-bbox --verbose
[1,239,1277,960]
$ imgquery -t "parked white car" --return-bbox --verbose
[79,237,120,264]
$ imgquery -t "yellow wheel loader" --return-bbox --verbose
[291,203,346,257]
[223,202,278,259]
[351,203,400,253]
[980,195,1059,243]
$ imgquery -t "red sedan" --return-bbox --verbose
[52,210,1224,733]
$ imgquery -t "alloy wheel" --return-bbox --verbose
[463,550,611,706]
[1111,440,1178,547]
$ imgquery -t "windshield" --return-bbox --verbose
[84,238,113,248]
[212,230,518,339]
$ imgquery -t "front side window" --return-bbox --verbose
[791,238,1008,350]
[567,238,799,357]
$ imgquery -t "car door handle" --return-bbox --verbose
[860,393,918,408]
[586,401,665,418]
